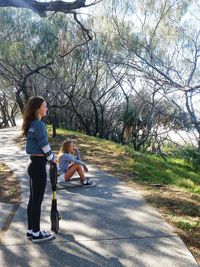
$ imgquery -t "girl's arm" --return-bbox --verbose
[63,153,85,167]
[74,147,81,160]
[33,120,54,162]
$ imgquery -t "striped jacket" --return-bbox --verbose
[26,120,54,161]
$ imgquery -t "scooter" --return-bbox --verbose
[49,162,61,233]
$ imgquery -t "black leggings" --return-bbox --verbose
[27,156,47,232]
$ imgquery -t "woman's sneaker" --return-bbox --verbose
[32,231,54,243]
[26,232,33,239]
[81,178,96,187]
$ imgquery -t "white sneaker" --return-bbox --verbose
[81,178,96,187]
[57,173,65,182]
[32,231,54,243]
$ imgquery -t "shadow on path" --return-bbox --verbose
[0,125,198,267]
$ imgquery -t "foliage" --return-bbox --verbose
[1,1,200,150]
[181,146,200,172]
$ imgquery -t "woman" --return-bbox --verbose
[57,140,95,186]
[22,96,55,242]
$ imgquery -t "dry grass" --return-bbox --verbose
[0,162,21,205]
[0,162,21,239]
[128,183,200,263]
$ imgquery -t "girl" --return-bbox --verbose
[22,96,55,242]
[57,140,95,186]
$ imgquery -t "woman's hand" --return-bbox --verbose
[50,159,57,165]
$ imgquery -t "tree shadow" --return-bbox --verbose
[0,125,198,266]
[1,234,124,267]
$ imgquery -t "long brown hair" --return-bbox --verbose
[57,140,73,163]
[22,96,45,136]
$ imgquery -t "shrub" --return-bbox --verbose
[183,146,200,172]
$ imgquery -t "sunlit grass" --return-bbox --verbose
[46,126,200,262]
[48,126,200,195]
[178,220,199,231]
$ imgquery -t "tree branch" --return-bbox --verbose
[0,0,100,17]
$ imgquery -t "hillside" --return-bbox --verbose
[49,127,200,264]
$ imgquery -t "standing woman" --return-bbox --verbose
[22,96,54,242]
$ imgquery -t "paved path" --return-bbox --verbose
[0,125,198,267]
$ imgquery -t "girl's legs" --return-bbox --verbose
[64,164,85,181]
[27,157,47,233]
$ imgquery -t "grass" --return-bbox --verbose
[178,220,198,231]
[48,127,200,263]
[0,162,21,239]
[49,127,200,195]
[0,162,21,204]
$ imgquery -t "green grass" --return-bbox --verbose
[47,127,200,262]
[130,154,200,194]
[178,220,199,231]
[49,127,200,195]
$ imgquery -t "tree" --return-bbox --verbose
[0,8,93,115]
[0,88,19,128]
[108,0,200,149]
[0,0,101,17]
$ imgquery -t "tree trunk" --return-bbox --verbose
[198,132,200,152]
[51,115,57,138]
[16,93,25,114]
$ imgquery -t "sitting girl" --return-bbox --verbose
[57,140,95,186]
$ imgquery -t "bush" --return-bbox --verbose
[183,146,200,172]
[165,143,200,172]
